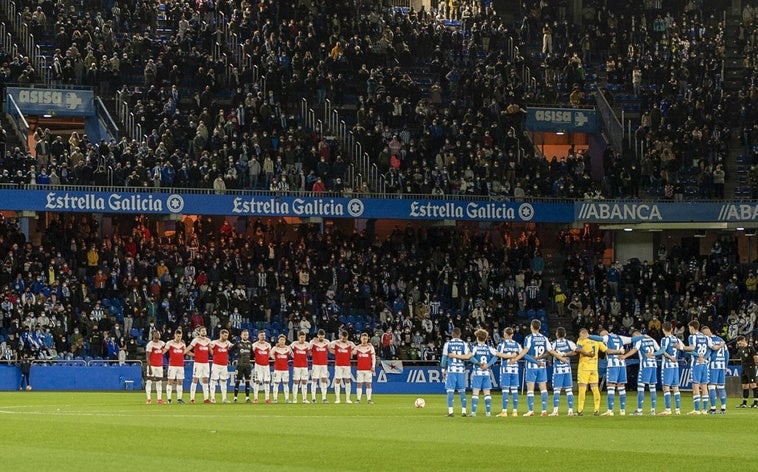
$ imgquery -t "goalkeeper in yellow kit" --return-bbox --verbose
[575,328,625,416]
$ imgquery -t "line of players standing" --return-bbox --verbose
[143,328,377,405]
[441,319,757,417]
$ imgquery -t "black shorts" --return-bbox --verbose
[741,368,757,385]
[236,365,252,381]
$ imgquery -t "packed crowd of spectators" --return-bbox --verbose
[527,0,758,199]
[0,212,756,365]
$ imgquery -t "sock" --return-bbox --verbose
[293,383,298,400]
[459,391,467,412]
[637,388,645,410]
[176,385,183,400]
[693,395,701,411]
[209,380,217,401]
[264,383,270,400]
[166,384,173,400]
[254,382,260,400]
[283,384,289,402]
[447,390,454,412]
[245,382,250,399]
[527,391,535,412]
[591,386,601,412]
[357,385,363,401]
[145,380,152,400]
[155,381,162,400]
[190,382,197,401]
[202,382,209,400]
[366,387,372,401]
[320,380,328,400]
[742,389,749,403]
[577,386,586,412]
[471,394,479,414]
[540,390,548,412]
[501,389,509,411]
[619,387,627,410]
[708,386,717,409]
[664,391,671,410]
[566,389,574,410]
[273,384,279,402]
[335,382,341,402]
[220,381,227,401]
[345,382,352,400]
[674,391,681,410]
[607,386,615,411]
[753,387,758,401]
[510,388,519,410]
[553,390,561,410]
[484,395,491,414]
[718,386,727,409]
[649,385,656,410]
[312,381,318,401]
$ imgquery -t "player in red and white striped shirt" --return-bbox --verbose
[144,330,165,404]
[163,330,187,404]
[252,331,272,403]
[209,329,233,403]
[290,331,312,403]
[310,329,331,403]
[330,331,356,404]
[355,333,376,404]
[271,334,293,403]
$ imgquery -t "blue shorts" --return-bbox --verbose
[691,364,709,385]
[708,368,725,386]
[637,366,657,385]
[661,367,679,387]
[525,367,547,384]
[606,366,628,384]
[500,372,519,389]
[552,372,572,389]
[471,374,492,391]
[445,372,467,391]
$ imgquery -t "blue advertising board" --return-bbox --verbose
[575,201,758,223]
[6,87,95,116]
[525,107,597,133]
[0,189,574,223]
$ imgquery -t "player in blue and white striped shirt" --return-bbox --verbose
[655,322,685,415]
[682,320,710,414]
[549,327,576,416]
[702,326,728,414]
[513,319,551,416]
[441,327,471,417]
[589,330,644,416]
[495,327,522,417]
[626,330,660,415]
[455,329,498,417]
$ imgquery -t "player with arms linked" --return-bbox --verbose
[494,327,522,417]
[441,327,470,416]
[449,328,498,417]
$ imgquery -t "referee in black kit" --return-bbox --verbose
[736,336,758,408]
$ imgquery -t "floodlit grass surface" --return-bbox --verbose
[0,392,755,471]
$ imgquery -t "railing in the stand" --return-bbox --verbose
[6,92,29,152]
[96,96,119,142]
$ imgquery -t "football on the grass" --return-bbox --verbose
[26,385,32,391]
[414,398,425,408]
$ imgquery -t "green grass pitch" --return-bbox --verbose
[0,392,755,471]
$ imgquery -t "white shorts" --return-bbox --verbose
[311,365,329,380]
[273,370,290,383]
[211,364,230,381]
[334,366,352,380]
[147,366,164,379]
[167,366,184,381]
[356,370,373,383]
[254,364,271,383]
[192,362,210,379]
[293,367,310,381]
